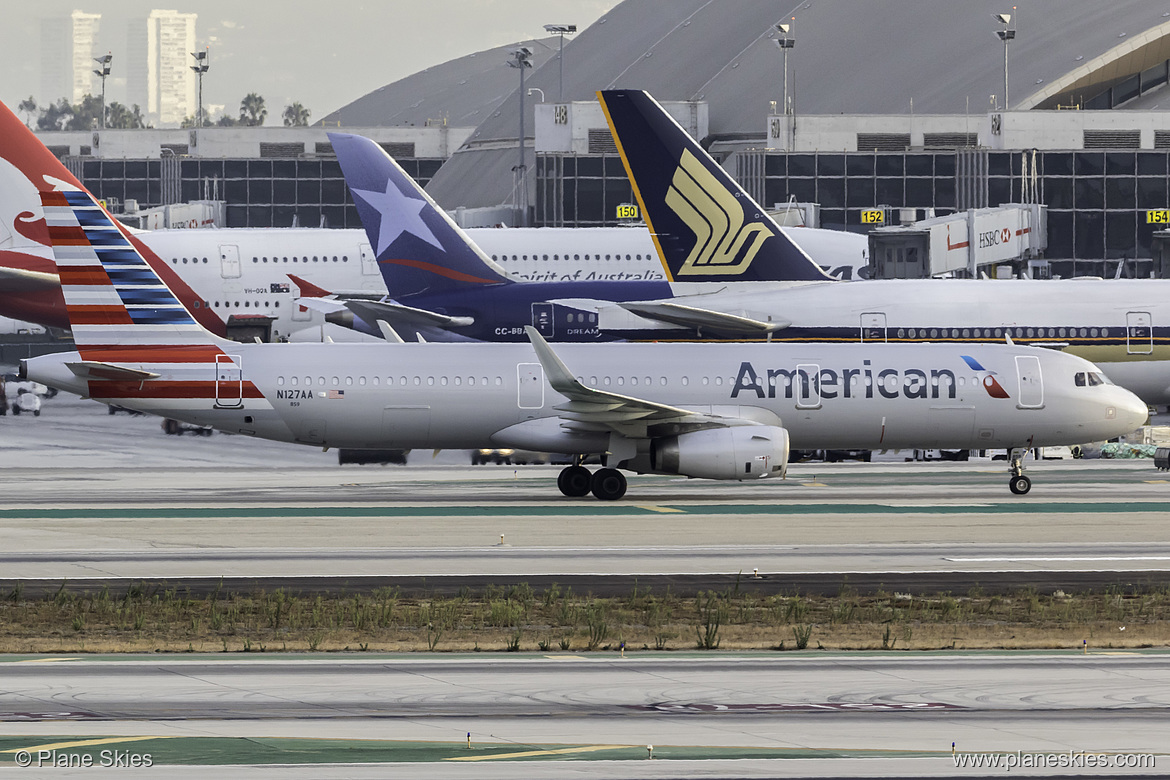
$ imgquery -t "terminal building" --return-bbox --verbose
[32,0,1170,278]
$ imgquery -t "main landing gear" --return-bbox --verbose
[1007,448,1032,495]
[557,462,627,501]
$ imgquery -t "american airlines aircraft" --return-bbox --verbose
[592,89,1170,405]
[12,112,1145,497]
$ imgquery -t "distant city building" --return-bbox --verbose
[127,10,197,127]
[40,10,101,104]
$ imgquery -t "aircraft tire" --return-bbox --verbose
[590,468,627,501]
[558,465,592,497]
[1009,475,1032,495]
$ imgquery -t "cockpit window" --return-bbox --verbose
[1075,372,1085,387]
[1075,371,1108,387]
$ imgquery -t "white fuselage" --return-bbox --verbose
[26,341,1146,455]
[131,225,865,341]
[600,277,1170,405]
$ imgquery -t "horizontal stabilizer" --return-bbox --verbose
[618,301,789,335]
[65,361,160,382]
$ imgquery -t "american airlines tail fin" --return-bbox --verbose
[41,188,223,351]
[598,90,834,284]
[0,99,225,335]
[328,132,512,298]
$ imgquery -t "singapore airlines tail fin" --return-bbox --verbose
[598,89,834,285]
[328,132,512,299]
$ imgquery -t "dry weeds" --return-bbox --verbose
[2,582,1168,654]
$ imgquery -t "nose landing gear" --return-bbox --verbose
[1007,448,1032,495]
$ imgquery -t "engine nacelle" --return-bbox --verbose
[647,425,789,481]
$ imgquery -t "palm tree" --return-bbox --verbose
[282,101,311,127]
[17,97,37,128]
[37,98,73,131]
[238,93,267,127]
[106,102,137,129]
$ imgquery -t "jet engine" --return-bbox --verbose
[643,425,789,481]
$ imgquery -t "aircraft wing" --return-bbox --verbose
[524,325,762,438]
[344,299,474,329]
[617,301,789,336]
[0,265,59,293]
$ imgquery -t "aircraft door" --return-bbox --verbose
[860,312,887,342]
[517,363,544,409]
[1015,355,1043,409]
[218,245,241,279]
[215,354,243,408]
[795,363,821,409]
[359,243,379,276]
[1126,311,1152,354]
[532,303,554,338]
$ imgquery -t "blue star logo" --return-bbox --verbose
[351,179,444,256]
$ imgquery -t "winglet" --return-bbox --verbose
[524,325,583,395]
[288,273,332,298]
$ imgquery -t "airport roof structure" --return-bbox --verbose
[332,0,1170,210]
[320,37,560,129]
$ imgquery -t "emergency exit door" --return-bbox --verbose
[218,244,241,278]
[532,303,554,338]
[1015,355,1043,409]
[860,312,887,342]
[1127,311,1153,354]
[215,354,243,408]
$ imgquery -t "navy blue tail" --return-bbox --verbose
[329,132,511,298]
[598,90,833,284]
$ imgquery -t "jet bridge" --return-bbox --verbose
[868,204,1047,278]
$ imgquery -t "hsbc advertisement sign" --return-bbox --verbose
[929,206,1035,273]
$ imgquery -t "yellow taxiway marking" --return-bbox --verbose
[637,505,685,513]
[12,658,79,663]
[1,736,176,754]
[1143,480,1169,484]
[445,744,630,761]
[801,482,828,487]
[544,655,587,660]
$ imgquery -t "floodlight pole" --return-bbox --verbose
[543,24,577,103]
[508,47,533,227]
[190,49,209,127]
[774,20,795,149]
[93,53,112,129]
[994,12,1016,110]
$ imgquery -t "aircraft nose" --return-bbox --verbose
[1112,388,1149,433]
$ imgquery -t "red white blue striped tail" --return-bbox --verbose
[42,189,217,347]
[41,189,269,412]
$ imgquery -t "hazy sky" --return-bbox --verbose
[1,0,617,125]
